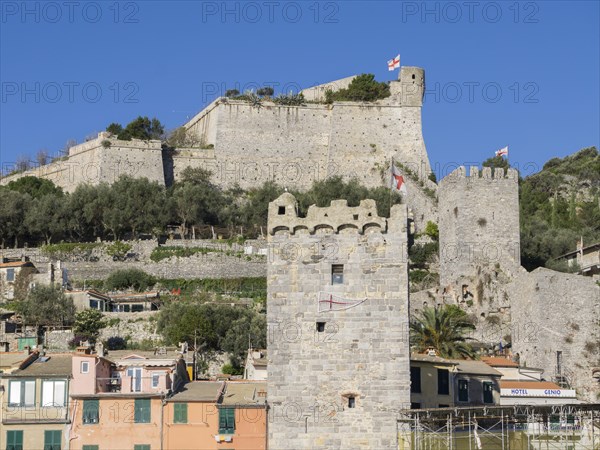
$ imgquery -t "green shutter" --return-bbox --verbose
[6,430,23,450]
[218,408,235,434]
[82,446,99,450]
[43,430,62,450]
[83,399,100,424]
[134,399,151,423]
[133,445,151,450]
[173,403,187,424]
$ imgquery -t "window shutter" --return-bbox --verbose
[174,403,187,423]
[44,430,62,450]
[135,399,151,423]
[7,430,24,450]
[83,399,99,424]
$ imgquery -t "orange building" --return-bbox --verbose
[164,381,267,450]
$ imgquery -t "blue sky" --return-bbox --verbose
[1,1,598,179]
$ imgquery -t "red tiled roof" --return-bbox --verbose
[481,357,519,368]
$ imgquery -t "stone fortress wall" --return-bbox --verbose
[437,166,600,402]
[266,193,410,449]
[0,133,165,193]
[1,66,437,230]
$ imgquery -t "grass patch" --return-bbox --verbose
[150,246,219,262]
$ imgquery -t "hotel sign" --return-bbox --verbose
[501,388,577,398]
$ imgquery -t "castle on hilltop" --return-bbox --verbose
[0,66,438,230]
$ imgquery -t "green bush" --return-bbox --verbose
[408,242,439,269]
[325,74,390,102]
[424,221,439,241]
[106,336,127,350]
[104,269,157,292]
[105,241,132,261]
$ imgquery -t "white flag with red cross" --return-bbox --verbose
[388,54,400,71]
[391,165,407,195]
[495,146,509,157]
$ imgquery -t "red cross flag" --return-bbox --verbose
[495,146,509,157]
[391,165,407,195]
[388,54,400,71]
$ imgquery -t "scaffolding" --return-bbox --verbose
[398,404,600,450]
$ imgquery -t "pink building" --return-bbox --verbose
[69,347,189,450]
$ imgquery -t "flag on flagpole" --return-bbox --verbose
[391,164,407,195]
[495,146,509,157]
[387,54,400,71]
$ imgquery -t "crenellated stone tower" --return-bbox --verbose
[438,166,521,286]
[266,193,410,449]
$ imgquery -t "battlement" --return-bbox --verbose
[440,166,519,184]
[267,193,407,236]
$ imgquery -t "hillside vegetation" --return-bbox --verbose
[518,147,599,270]
[0,170,401,247]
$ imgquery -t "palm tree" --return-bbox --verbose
[410,305,477,359]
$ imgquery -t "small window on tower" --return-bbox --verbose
[348,396,356,408]
[331,264,344,284]
[316,322,326,333]
[278,206,285,215]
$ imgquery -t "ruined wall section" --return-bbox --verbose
[509,269,600,402]
[267,193,410,449]
[438,166,520,286]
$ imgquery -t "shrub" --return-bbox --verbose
[408,242,439,269]
[221,363,243,375]
[225,89,240,97]
[73,309,106,342]
[105,241,133,261]
[424,221,439,241]
[325,74,390,102]
[106,336,127,350]
[221,363,235,375]
[104,269,157,292]
[256,87,274,97]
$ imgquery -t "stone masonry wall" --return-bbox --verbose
[509,268,600,402]
[438,166,520,286]
[267,193,410,449]
[0,133,165,193]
